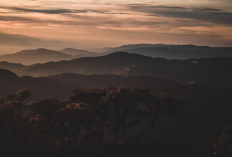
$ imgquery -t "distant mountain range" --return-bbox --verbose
[0,48,75,65]
[1,52,231,87]
[59,48,96,57]
[1,44,231,65]
[93,44,232,59]
[0,48,98,65]
[1,43,232,64]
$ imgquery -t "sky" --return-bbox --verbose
[0,0,232,52]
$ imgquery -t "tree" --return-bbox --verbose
[0,87,187,156]
[68,86,187,144]
[17,89,31,103]
[214,125,232,157]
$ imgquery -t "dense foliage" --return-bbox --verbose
[214,125,232,157]
[0,87,187,157]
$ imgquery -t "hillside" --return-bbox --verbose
[59,48,97,57]
[47,73,232,144]
[0,48,76,65]
[0,52,155,77]
[1,69,232,148]
[0,69,79,101]
[0,68,19,79]
[95,44,232,59]
[1,52,231,87]
[47,73,189,98]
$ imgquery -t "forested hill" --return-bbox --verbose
[0,68,18,79]
[0,52,231,87]
[1,68,232,156]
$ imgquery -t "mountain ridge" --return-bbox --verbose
[0,52,231,87]
[93,44,232,59]
[0,48,76,65]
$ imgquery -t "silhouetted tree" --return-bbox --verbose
[0,87,187,157]
[68,87,187,143]
[17,89,31,103]
[214,125,232,157]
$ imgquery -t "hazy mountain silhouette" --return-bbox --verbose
[59,48,97,57]
[0,52,155,76]
[94,44,232,59]
[1,52,231,87]
[0,48,78,65]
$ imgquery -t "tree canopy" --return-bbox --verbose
[0,87,187,157]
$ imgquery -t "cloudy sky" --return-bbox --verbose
[0,0,232,50]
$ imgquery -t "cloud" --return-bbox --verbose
[0,6,81,14]
[128,4,232,26]
[0,6,127,15]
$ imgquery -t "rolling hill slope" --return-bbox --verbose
[0,48,76,65]
[0,52,231,87]
[95,44,232,59]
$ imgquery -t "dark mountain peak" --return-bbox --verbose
[62,48,78,51]
[0,68,18,79]
[103,52,153,61]
[106,51,148,57]
[0,48,75,65]
[60,48,94,56]
[107,51,130,55]
[36,48,50,51]
[17,48,66,55]
[35,48,65,54]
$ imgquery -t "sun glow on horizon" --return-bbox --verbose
[0,0,232,51]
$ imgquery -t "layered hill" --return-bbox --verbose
[0,68,78,101]
[95,44,232,59]
[0,68,19,79]
[0,48,76,65]
[59,48,97,58]
[1,52,231,87]
[0,68,189,100]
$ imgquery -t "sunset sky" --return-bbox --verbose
[0,0,232,52]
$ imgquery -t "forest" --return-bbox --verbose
[1,0,232,155]
[0,86,232,157]
[1,45,232,156]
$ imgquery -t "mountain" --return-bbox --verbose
[0,52,231,87]
[94,44,232,59]
[0,48,77,65]
[0,68,19,79]
[0,68,189,101]
[59,48,97,57]
[0,68,80,101]
[0,52,155,76]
